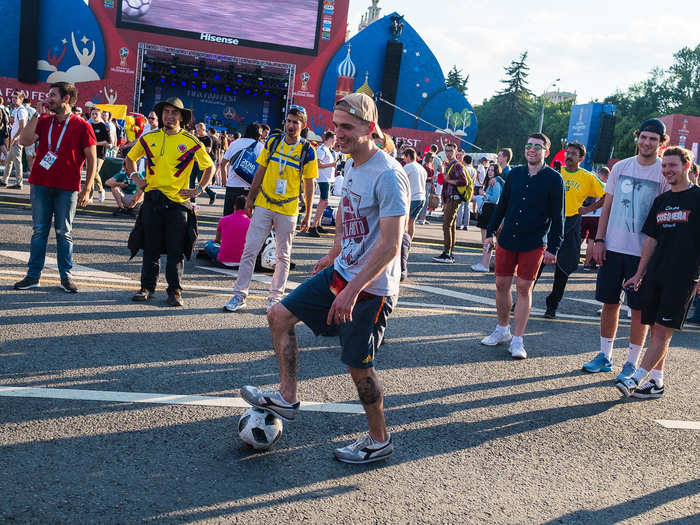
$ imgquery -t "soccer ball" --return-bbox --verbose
[238,407,283,450]
[122,0,152,18]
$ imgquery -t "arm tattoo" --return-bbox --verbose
[355,376,382,406]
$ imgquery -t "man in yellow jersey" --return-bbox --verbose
[537,141,605,318]
[224,105,318,313]
[125,97,214,307]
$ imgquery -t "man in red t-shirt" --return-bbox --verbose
[13,82,97,293]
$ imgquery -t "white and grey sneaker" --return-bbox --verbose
[224,294,246,312]
[480,327,512,346]
[334,432,393,464]
[240,386,300,421]
[509,339,527,359]
[471,263,489,273]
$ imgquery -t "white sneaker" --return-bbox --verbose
[98,190,105,203]
[266,297,280,313]
[471,263,489,273]
[480,326,512,346]
[509,339,527,359]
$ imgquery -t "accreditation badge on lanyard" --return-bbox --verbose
[275,139,300,195]
[39,115,72,171]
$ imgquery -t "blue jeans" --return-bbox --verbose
[28,184,78,279]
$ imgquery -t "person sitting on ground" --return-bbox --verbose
[105,161,144,215]
[200,195,250,267]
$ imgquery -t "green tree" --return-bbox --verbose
[446,66,469,96]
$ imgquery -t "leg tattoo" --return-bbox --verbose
[355,376,382,406]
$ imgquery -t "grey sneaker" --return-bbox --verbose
[14,276,40,290]
[615,376,639,398]
[334,432,393,464]
[616,361,637,381]
[240,386,299,421]
[59,276,78,293]
[224,294,246,312]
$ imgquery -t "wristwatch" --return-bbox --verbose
[594,238,605,244]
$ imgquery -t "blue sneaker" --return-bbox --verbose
[616,361,637,381]
[582,353,613,373]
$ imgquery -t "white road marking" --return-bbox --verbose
[0,250,124,280]
[401,283,613,322]
[0,386,365,415]
[197,265,300,289]
[655,419,700,431]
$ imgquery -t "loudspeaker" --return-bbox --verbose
[18,0,41,84]
[378,40,403,129]
[594,112,616,163]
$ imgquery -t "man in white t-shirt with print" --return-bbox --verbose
[583,118,671,382]
[309,130,337,237]
[239,93,409,464]
[1,90,29,188]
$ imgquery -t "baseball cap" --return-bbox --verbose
[639,118,666,137]
[335,93,384,141]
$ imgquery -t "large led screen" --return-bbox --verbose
[117,0,323,55]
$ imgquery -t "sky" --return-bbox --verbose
[346,0,700,106]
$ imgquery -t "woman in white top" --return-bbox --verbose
[220,123,264,216]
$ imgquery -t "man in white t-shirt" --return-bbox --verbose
[472,157,487,217]
[400,147,427,279]
[583,118,671,382]
[240,93,409,464]
[1,91,28,188]
[219,123,264,216]
[309,130,337,237]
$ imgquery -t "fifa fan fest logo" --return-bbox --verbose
[300,72,310,91]
[119,47,129,67]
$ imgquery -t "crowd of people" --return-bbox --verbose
[7,81,700,464]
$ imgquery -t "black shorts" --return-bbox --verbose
[317,181,330,201]
[477,202,497,229]
[595,250,643,309]
[281,266,395,369]
[639,276,697,329]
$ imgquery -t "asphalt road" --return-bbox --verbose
[0,202,698,524]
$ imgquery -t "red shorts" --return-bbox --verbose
[494,245,545,281]
[580,216,599,240]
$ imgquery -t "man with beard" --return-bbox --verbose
[13,82,97,293]
[432,142,467,263]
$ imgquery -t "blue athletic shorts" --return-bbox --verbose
[409,199,425,220]
[317,182,330,201]
[281,266,395,369]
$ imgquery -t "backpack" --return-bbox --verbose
[229,141,260,184]
[446,161,474,202]
[260,134,313,206]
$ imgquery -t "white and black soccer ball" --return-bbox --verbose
[122,0,152,18]
[238,407,283,450]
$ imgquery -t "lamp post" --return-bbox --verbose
[538,78,560,133]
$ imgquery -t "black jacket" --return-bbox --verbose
[128,190,198,260]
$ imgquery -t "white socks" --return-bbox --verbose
[650,369,664,387]
[600,337,614,359]
[632,367,649,385]
[626,344,642,366]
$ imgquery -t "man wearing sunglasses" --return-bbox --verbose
[224,105,318,313]
[481,133,565,359]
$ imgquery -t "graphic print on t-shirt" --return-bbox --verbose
[609,175,661,233]
[656,206,691,227]
[340,188,369,266]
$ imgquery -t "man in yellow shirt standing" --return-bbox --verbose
[541,141,605,318]
[224,105,318,313]
[125,97,214,307]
